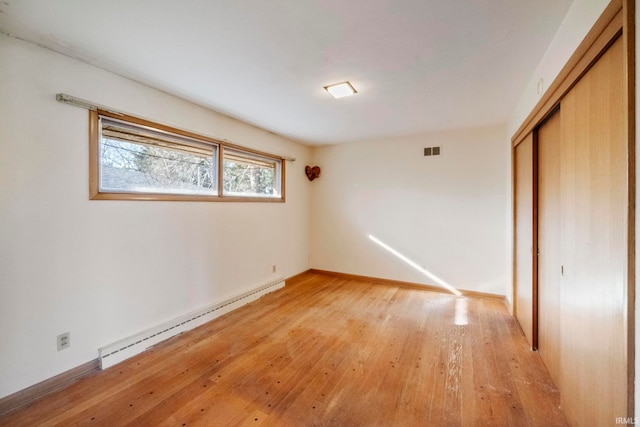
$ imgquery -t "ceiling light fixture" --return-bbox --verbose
[324,81,357,99]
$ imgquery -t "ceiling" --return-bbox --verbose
[0,0,572,145]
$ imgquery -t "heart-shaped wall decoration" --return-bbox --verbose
[305,165,321,181]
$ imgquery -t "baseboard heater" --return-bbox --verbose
[98,278,285,369]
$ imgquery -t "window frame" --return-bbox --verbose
[89,110,286,202]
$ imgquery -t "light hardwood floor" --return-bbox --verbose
[0,272,567,426]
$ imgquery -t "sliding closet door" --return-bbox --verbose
[536,110,562,386]
[514,134,534,347]
[559,36,626,426]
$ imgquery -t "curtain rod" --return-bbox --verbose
[55,93,297,162]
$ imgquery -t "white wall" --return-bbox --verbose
[0,34,311,399]
[508,0,609,134]
[309,125,508,296]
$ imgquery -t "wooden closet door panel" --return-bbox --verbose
[536,110,562,387]
[514,133,534,347]
[559,36,626,426]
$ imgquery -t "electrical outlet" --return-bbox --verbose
[57,332,70,351]
[272,265,277,273]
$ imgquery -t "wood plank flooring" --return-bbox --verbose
[0,272,567,426]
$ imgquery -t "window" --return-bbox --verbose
[223,148,282,198]
[90,111,285,202]
[99,117,217,196]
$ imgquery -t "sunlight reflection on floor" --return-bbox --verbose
[454,297,468,326]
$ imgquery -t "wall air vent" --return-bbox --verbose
[424,146,441,156]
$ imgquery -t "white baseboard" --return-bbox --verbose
[98,278,285,369]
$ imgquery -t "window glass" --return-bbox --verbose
[99,117,217,196]
[223,148,281,198]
